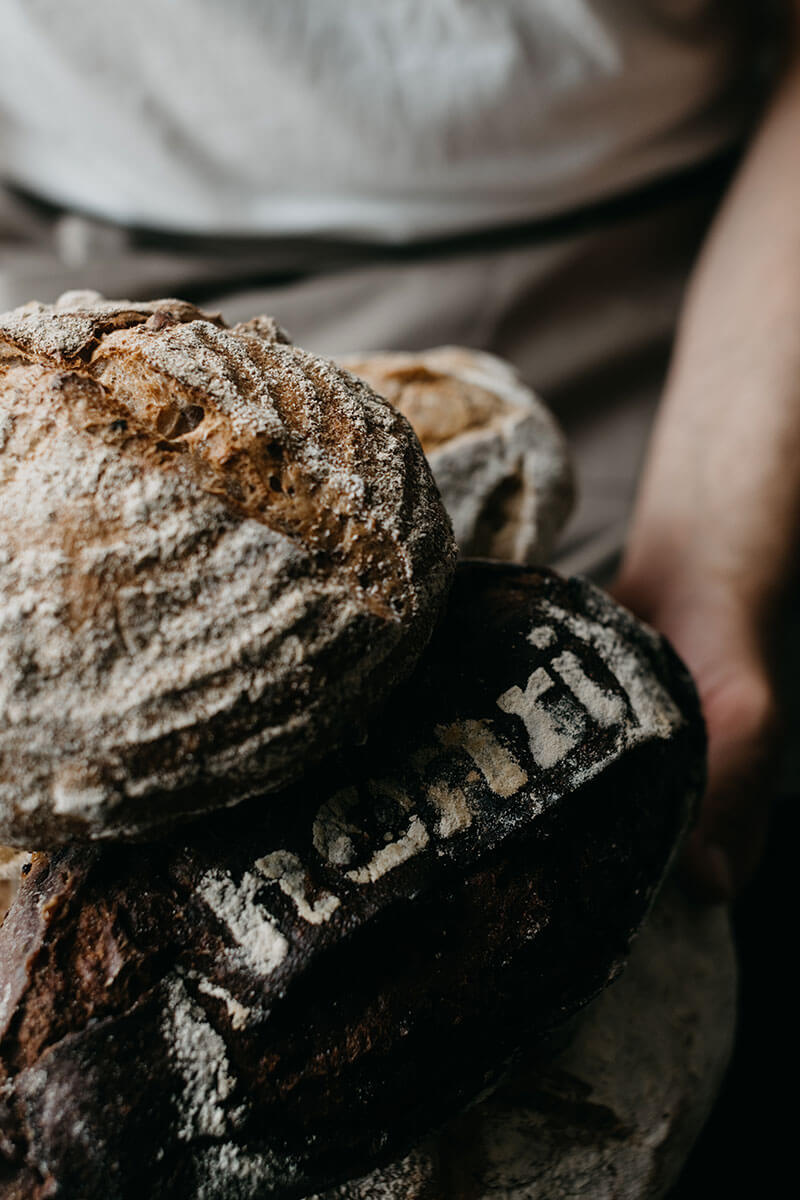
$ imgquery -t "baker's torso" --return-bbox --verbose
[0,0,762,237]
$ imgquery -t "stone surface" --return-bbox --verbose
[341,347,574,564]
[313,877,735,1200]
[0,563,705,1200]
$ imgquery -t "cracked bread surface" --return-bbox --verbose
[0,292,455,845]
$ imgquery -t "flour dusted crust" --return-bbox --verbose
[0,564,705,1199]
[0,292,455,845]
[341,347,574,563]
[0,849,28,925]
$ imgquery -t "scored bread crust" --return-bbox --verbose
[0,292,455,846]
[341,347,574,564]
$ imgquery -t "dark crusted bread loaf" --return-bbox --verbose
[0,292,455,846]
[0,563,704,1200]
[341,347,574,563]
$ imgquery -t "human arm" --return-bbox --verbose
[613,5,800,901]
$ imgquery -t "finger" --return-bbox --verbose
[681,672,779,902]
[681,778,771,903]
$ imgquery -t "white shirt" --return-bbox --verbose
[0,0,753,238]
[0,1,769,576]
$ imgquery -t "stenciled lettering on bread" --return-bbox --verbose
[0,564,705,1200]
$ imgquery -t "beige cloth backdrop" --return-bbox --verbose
[0,169,727,580]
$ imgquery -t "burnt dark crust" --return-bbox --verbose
[0,564,705,1199]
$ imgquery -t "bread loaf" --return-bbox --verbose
[0,563,704,1200]
[0,851,27,925]
[0,292,455,846]
[341,347,574,563]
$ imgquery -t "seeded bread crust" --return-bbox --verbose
[0,293,455,845]
[0,564,704,1200]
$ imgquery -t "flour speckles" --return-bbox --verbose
[341,346,574,564]
[256,850,341,925]
[540,599,682,740]
[312,787,360,868]
[0,564,703,1200]
[197,869,289,977]
[195,978,257,1032]
[497,668,583,770]
[345,816,430,885]
[161,974,241,1143]
[551,649,627,727]
[0,294,455,846]
[426,781,473,838]
[528,624,555,649]
[436,718,528,798]
[194,1142,296,1200]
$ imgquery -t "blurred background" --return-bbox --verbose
[0,2,794,1196]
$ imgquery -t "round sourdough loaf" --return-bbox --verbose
[0,292,455,846]
[341,347,574,563]
[0,564,704,1200]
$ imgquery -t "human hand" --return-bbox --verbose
[605,23,800,901]
[612,568,779,904]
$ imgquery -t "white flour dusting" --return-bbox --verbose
[550,650,627,728]
[346,816,430,885]
[255,850,340,925]
[0,981,12,1028]
[0,294,454,843]
[342,345,574,564]
[436,719,527,798]
[161,974,239,1143]
[426,781,473,838]
[312,787,360,868]
[197,869,288,977]
[195,977,255,1032]
[194,1141,295,1200]
[497,668,582,769]
[528,625,556,649]
[540,600,682,739]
